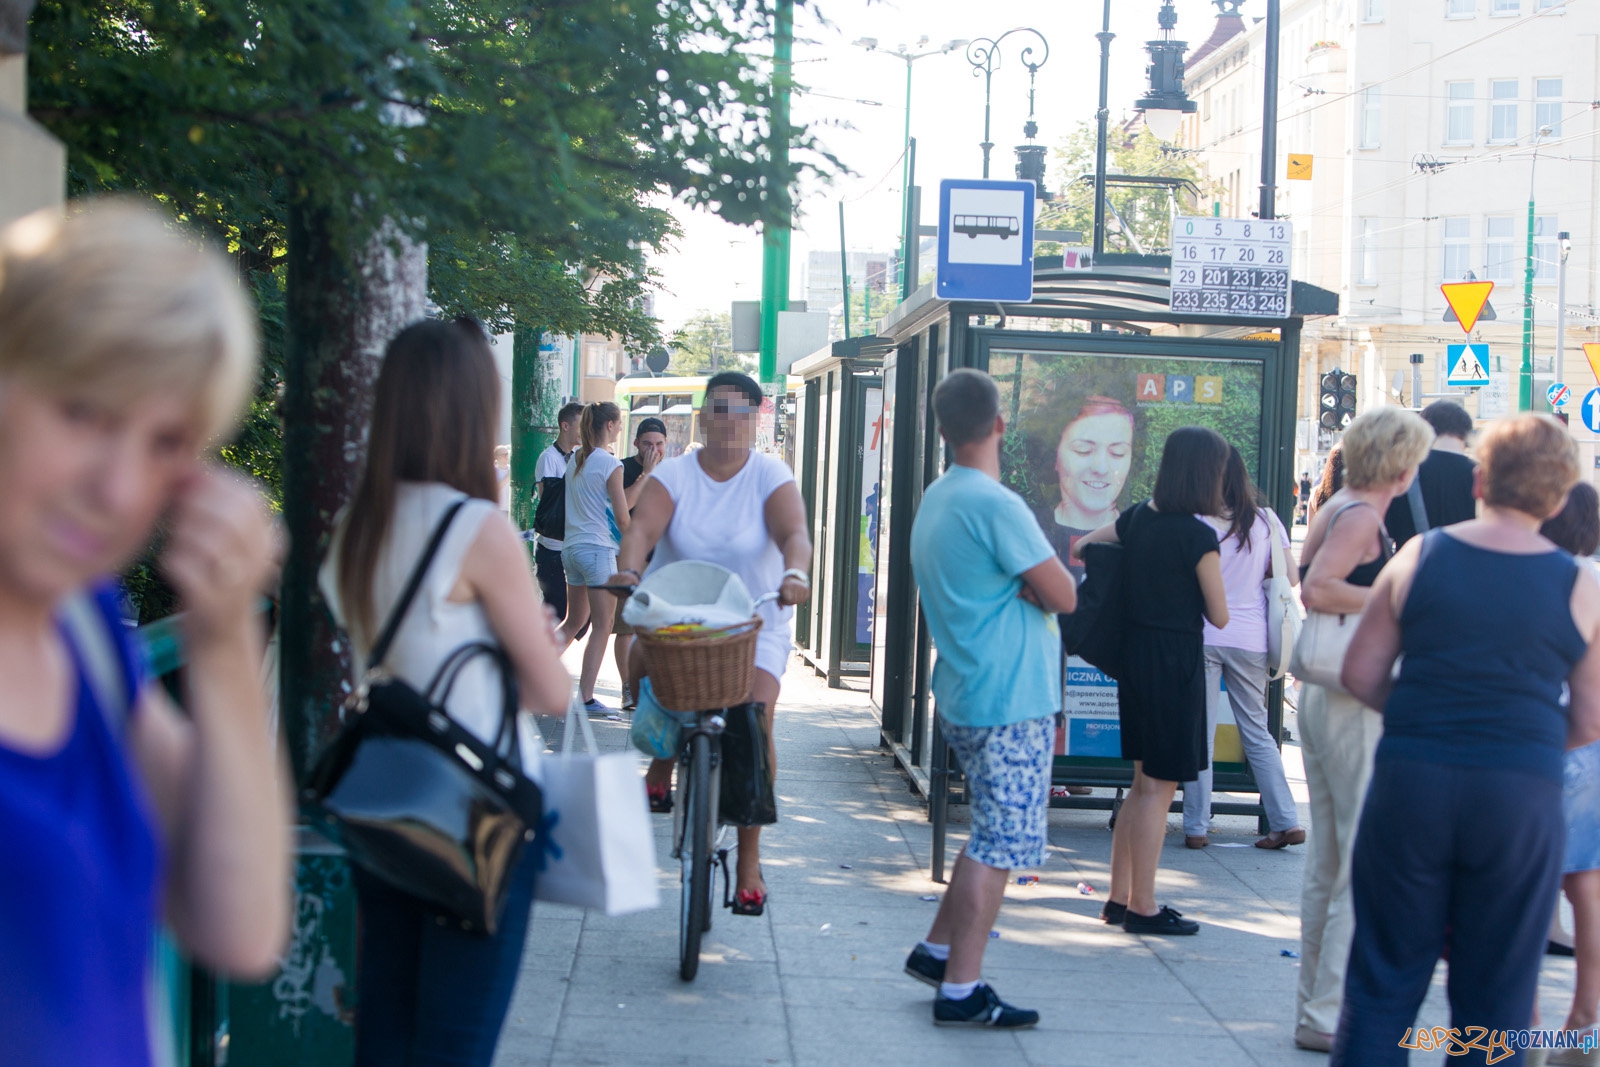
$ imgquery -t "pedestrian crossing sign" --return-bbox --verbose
[1446,343,1491,388]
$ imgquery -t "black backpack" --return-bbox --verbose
[1061,541,1126,681]
[532,473,566,541]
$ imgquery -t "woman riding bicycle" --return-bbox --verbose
[610,371,811,916]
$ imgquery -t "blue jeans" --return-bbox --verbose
[1332,757,1564,1066]
[352,848,539,1067]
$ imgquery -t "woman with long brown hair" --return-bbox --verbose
[320,317,568,1066]
[558,400,630,712]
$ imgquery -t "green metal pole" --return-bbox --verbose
[1521,194,1536,412]
[759,0,794,391]
[510,325,562,541]
[900,59,913,299]
[839,202,852,340]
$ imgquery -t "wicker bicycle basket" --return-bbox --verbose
[636,617,764,712]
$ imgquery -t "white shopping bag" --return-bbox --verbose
[532,696,659,915]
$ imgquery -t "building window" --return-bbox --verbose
[585,343,611,378]
[1446,0,1475,16]
[1442,217,1472,280]
[1361,0,1384,19]
[1536,0,1565,9]
[1491,0,1519,12]
[1359,86,1382,148]
[1535,215,1559,281]
[1357,219,1378,284]
[1536,77,1563,135]
[1490,79,1518,142]
[1485,215,1516,280]
[1446,81,1475,144]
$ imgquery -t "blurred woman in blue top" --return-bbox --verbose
[907,368,1077,1030]
[0,203,291,1067]
[1337,414,1600,1065]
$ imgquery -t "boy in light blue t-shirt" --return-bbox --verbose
[902,368,1077,1030]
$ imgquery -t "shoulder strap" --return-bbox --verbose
[1406,475,1430,535]
[367,498,469,669]
[1266,510,1289,583]
[59,592,130,734]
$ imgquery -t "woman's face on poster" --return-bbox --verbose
[1056,411,1134,522]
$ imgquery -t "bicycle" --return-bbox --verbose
[671,705,728,981]
[602,583,777,982]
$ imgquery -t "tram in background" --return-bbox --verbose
[612,373,802,470]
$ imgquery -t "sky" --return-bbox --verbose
[648,0,1221,332]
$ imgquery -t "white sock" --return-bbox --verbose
[940,979,981,1001]
[919,941,950,961]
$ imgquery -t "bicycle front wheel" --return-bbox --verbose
[679,731,714,981]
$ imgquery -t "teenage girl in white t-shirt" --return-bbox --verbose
[611,373,813,915]
[558,402,630,712]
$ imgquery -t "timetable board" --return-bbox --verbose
[1170,217,1293,318]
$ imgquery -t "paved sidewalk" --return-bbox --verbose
[495,646,1578,1067]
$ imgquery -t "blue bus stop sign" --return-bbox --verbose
[936,179,1037,302]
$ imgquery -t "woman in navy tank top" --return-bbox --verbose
[1337,415,1600,1065]
[0,204,290,1067]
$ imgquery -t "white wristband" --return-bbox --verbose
[781,568,811,586]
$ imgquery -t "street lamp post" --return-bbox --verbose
[1092,1,1113,258]
[855,37,967,300]
[1093,0,1197,256]
[1557,229,1572,409]
[964,28,1050,180]
[1521,124,1553,412]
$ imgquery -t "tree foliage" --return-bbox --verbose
[27,0,827,619]
[1042,121,1220,255]
[668,310,751,376]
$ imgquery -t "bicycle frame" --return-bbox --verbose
[671,710,726,861]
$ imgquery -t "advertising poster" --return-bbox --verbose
[988,348,1265,758]
[856,387,884,648]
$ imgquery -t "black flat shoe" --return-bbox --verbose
[1123,905,1199,936]
[1101,900,1127,925]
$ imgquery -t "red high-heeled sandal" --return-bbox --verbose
[646,783,672,814]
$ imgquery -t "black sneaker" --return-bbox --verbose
[1100,900,1127,925]
[903,945,945,988]
[1123,905,1200,936]
[933,984,1039,1029]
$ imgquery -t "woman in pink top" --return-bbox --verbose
[1182,448,1306,850]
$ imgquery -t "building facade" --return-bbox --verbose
[1183,0,1600,476]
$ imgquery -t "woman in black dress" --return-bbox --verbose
[1076,426,1231,935]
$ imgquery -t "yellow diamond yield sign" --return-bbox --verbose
[1441,281,1495,334]
[1584,342,1600,388]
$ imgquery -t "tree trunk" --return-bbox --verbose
[509,326,567,537]
[279,205,427,780]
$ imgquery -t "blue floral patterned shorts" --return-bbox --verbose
[941,715,1057,871]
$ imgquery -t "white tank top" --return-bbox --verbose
[319,482,542,773]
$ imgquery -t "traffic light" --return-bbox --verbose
[1319,370,1357,431]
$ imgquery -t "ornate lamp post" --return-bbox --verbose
[1134,1,1197,143]
[964,28,1050,180]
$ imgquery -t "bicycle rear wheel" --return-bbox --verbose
[679,731,714,981]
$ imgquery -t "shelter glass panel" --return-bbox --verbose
[987,347,1266,760]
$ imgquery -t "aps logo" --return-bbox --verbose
[1136,373,1223,405]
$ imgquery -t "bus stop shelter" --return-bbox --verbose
[792,336,891,687]
[862,260,1337,879]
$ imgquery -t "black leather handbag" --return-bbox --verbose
[1061,540,1127,682]
[305,499,544,935]
[718,702,777,827]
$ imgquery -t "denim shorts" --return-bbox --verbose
[941,715,1056,871]
[561,542,616,587]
